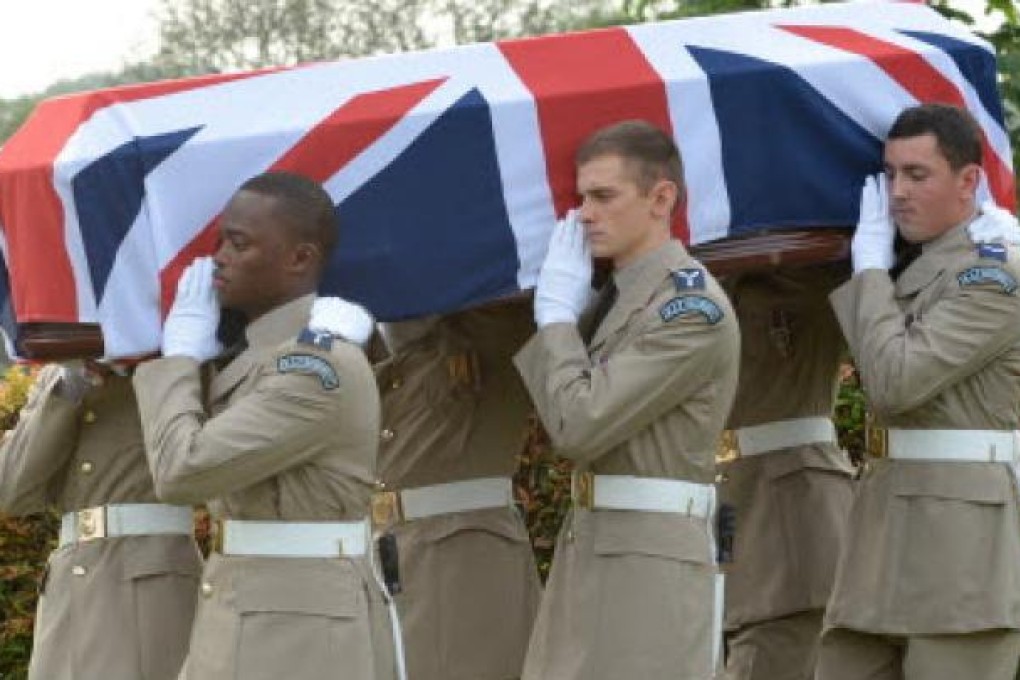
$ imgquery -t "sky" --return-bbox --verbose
[0,0,161,99]
[0,0,1006,100]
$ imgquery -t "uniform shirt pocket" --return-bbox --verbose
[234,561,375,680]
[889,468,1013,626]
[120,539,203,680]
[592,510,713,564]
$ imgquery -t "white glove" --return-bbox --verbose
[968,200,1020,245]
[851,174,896,274]
[162,257,222,361]
[309,297,375,346]
[55,360,91,403]
[534,209,593,327]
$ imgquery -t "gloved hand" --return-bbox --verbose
[534,209,593,327]
[162,257,222,361]
[309,297,375,346]
[55,360,91,403]
[968,200,1020,245]
[851,174,896,274]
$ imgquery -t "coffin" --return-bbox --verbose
[0,1,1011,359]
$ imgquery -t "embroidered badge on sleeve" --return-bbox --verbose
[659,295,724,324]
[297,327,335,350]
[957,266,1019,295]
[671,268,706,291]
[277,353,341,390]
[977,243,1008,263]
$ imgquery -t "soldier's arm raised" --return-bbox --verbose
[0,365,81,513]
[514,299,737,464]
[831,266,1020,416]
[134,342,374,503]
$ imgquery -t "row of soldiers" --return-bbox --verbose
[2,103,1020,680]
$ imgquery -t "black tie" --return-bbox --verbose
[583,280,618,344]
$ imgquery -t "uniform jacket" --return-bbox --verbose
[134,294,397,680]
[375,299,541,680]
[514,240,740,680]
[720,267,855,628]
[0,365,201,680]
[828,223,1020,635]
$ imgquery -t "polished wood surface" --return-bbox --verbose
[12,229,852,360]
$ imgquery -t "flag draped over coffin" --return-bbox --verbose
[0,1,1012,357]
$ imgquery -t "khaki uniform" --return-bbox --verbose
[0,365,201,680]
[375,300,541,680]
[514,240,740,680]
[133,294,397,680]
[719,268,855,680]
[821,224,1020,679]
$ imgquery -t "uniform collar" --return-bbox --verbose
[590,240,690,349]
[896,218,976,296]
[919,213,977,260]
[244,294,315,349]
[612,240,691,305]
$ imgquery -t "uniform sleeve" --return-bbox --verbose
[0,365,80,514]
[133,349,352,504]
[514,304,737,464]
[830,267,1020,416]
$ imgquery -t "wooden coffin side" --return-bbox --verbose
[13,228,851,360]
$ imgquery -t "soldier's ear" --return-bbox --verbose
[649,179,679,220]
[959,163,981,196]
[288,241,323,275]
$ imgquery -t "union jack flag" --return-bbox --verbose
[0,1,1012,357]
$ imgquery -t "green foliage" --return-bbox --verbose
[0,366,46,680]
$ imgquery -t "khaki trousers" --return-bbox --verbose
[815,628,1020,680]
[723,610,823,680]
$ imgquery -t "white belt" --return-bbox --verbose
[59,503,193,547]
[219,519,369,558]
[725,416,837,457]
[372,476,513,526]
[870,428,1019,462]
[572,472,715,517]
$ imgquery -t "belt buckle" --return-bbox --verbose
[571,471,594,510]
[717,430,740,462]
[76,506,107,542]
[371,490,404,530]
[867,425,889,459]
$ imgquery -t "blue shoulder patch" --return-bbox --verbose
[659,295,724,324]
[671,268,706,291]
[277,353,340,390]
[957,266,1018,295]
[978,243,1008,263]
[297,327,334,350]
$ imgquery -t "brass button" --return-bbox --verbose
[80,461,94,474]
[200,582,214,598]
[71,565,86,577]
[380,428,395,442]
[390,379,402,390]
[82,410,96,424]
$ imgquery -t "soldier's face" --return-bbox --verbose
[213,190,297,319]
[884,133,979,244]
[576,154,674,269]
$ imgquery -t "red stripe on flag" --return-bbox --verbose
[780,25,1016,211]
[159,78,447,315]
[0,69,283,325]
[498,29,688,242]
